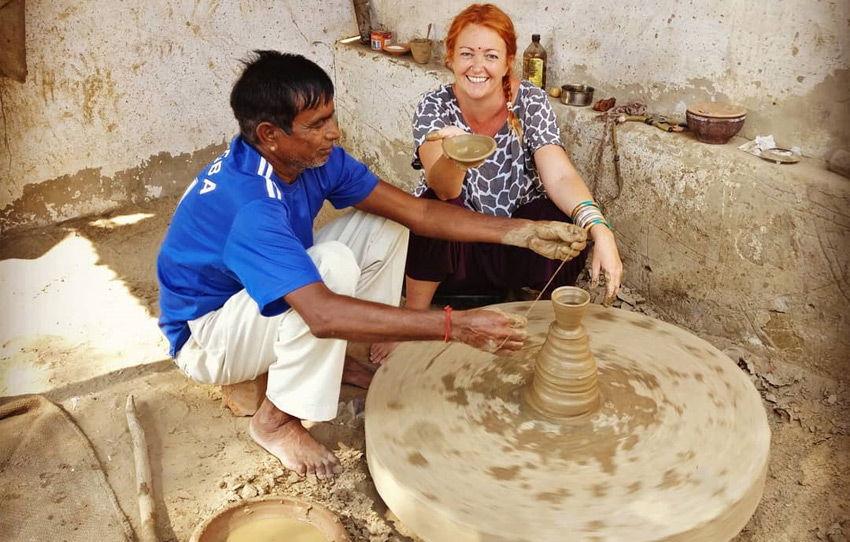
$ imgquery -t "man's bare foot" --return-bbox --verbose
[248,398,341,479]
[369,342,399,365]
[342,355,375,389]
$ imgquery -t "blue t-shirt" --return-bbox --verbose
[157,135,379,356]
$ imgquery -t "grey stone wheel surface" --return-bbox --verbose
[365,301,770,542]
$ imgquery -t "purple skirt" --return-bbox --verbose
[405,190,589,297]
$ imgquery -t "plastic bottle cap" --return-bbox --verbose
[532,34,540,41]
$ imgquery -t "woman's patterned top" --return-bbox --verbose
[411,79,564,217]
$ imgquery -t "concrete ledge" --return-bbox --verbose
[334,42,850,377]
[562,106,849,377]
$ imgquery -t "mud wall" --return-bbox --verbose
[3,0,847,231]
[334,44,849,379]
[376,0,849,163]
[0,0,357,233]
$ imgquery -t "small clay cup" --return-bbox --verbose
[409,38,433,64]
[442,134,497,169]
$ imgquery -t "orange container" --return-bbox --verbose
[370,30,392,51]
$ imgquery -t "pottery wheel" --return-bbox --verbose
[365,301,770,542]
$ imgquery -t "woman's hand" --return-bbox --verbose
[425,126,469,141]
[588,224,623,306]
[420,126,472,198]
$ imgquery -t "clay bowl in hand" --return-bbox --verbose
[383,43,410,56]
[686,102,747,144]
[190,496,349,542]
[442,134,497,169]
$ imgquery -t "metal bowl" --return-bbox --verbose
[760,147,800,164]
[560,84,595,107]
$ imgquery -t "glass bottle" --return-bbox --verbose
[522,34,547,89]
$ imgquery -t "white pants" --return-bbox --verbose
[175,210,409,421]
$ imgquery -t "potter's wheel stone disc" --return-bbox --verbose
[365,301,770,542]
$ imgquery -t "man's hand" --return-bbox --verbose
[452,307,528,354]
[502,221,587,261]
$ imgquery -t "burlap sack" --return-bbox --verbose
[0,395,133,542]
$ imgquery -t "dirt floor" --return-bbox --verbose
[1,195,848,542]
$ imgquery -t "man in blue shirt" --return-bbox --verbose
[157,51,587,479]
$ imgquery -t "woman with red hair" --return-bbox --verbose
[371,4,623,363]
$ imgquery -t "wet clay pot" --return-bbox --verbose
[409,38,432,64]
[190,496,349,542]
[523,286,600,419]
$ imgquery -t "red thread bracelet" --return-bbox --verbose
[443,305,452,343]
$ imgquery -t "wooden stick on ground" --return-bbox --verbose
[125,394,158,542]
